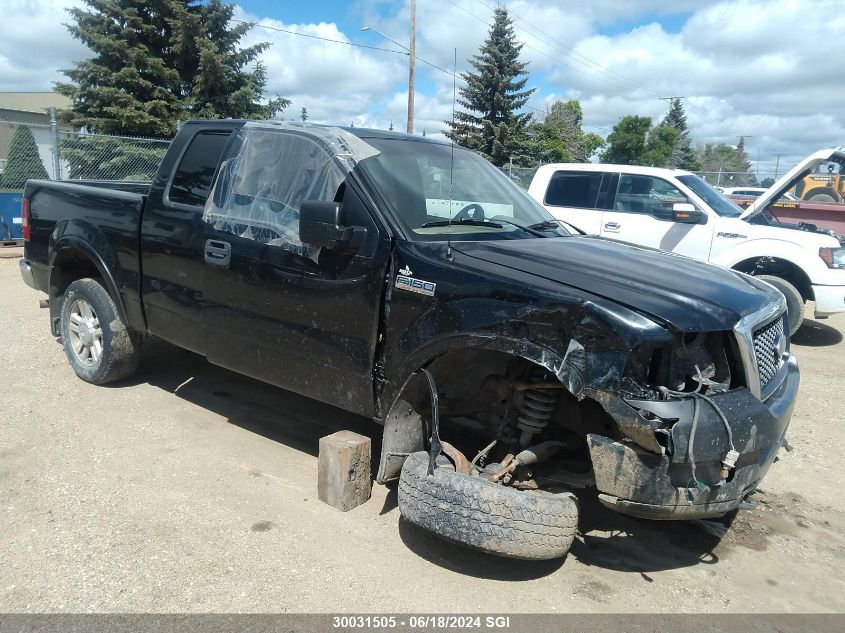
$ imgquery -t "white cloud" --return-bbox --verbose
[0,0,88,91]
[1,0,842,176]
[235,7,406,123]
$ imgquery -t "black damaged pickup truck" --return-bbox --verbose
[19,120,799,560]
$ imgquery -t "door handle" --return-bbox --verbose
[604,222,621,232]
[204,239,231,266]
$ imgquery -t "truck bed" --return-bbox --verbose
[23,178,150,333]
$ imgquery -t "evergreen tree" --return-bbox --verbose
[55,1,183,136]
[301,107,308,122]
[660,98,701,170]
[444,7,535,166]
[735,137,752,173]
[0,126,49,189]
[601,115,651,164]
[641,124,678,167]
[696,142,757,186]
[388,121,394,131]
[55,0,288,137]
[526,100,603,164]
[173,0,288,121]
[59,134,167,180]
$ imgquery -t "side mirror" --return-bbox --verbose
[672,202,708,225]
[299,201,353,249]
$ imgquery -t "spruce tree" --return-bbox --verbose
[56,0,288,137]
[660,98,700,170]
[527,100,604,163]
[172,0,288,120]
[444,7,535,166]
[0,126,49,189]
[55,1,183,136]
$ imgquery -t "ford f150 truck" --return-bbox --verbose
[19,120,798,560]
[528,149,845,335]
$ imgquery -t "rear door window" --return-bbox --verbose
[544,171,604,209]
[168,130,233,207]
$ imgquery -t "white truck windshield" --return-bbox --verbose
[678,174,743,218]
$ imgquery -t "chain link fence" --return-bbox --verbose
[502,165,540,189]
[0,118,171,240]
[56,130,171,181]
[693,171,776,188]
[0,119,171,186]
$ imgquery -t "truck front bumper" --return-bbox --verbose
[812,284,845,317]
[587,354,799,520]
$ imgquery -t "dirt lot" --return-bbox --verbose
[1,253,844,613]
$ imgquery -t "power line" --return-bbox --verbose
[445,0,647,95]
[472,0,667,98]
[241,16,613,134]
[232,19,408,56]
[466,2,716,126]
[241,19,459,78]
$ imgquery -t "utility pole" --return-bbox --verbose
[407,0,416,134]
[774,154,782,181]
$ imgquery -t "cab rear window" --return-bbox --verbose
[544,171,603,209]
[168,130,232,207]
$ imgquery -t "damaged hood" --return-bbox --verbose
[453,237,779,332]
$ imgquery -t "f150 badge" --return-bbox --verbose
[396,265,436,297]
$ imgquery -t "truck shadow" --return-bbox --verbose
[792,319,843,347]
[115,338,382,462]
[395,489,721,579]
[567,493,721,573]
[116,338,723,580]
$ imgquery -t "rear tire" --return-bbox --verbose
[756,275,805,335]
[60,278,142,384]
[398,451,579,560]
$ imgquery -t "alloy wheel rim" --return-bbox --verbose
[67,299,103,367]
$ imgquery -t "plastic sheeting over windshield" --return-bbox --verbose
[203,122,379,259]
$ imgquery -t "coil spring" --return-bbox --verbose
[516,371,559,442]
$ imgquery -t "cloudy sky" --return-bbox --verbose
[1,0,843,176]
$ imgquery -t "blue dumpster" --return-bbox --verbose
[0,192,24,240]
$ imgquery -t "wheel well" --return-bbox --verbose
[376,347,617,482]
[51,248,103,299]
[732,256,813,302]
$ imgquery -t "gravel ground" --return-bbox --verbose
[1,254,844,613]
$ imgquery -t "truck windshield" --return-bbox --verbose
[677,174,743,217]
[357,138,568,240]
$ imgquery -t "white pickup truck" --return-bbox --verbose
[528,148,845,334]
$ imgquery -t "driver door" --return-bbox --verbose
[601,173,714,261]
[202,128,390,417]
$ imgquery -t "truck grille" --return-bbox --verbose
[752,317,785,389]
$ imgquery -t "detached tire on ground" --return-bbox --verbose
[60,278,142,385]
[756,275,805,335]
[398,451,578,560]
